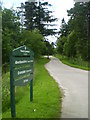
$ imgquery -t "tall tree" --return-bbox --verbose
[59,18,69,37]
[57,2,90,60]
[56,36,67,54]
[24,2,37,30]
[20,1,57,36]
[67,2,89,60]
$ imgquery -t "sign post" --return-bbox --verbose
[30,79,33,101]
[10,45,34,118]
[10,52,16,117]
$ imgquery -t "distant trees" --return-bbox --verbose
[57,2,90,61]
[42,40,54,56]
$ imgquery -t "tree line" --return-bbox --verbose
[57,2,90,61]
[2,1,90,72]
[2,1,57,72]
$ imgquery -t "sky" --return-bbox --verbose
[2,0,75,43]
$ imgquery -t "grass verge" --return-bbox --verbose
[2,58,62,118]
[55,54,90,71]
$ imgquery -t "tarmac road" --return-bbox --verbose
[45,56,88,118]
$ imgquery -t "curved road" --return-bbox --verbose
[45,56,88,118]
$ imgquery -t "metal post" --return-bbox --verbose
[30,79,33,101]
[10,52,16,118]
[30,56,34,102]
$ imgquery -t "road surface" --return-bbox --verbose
[45,56,88,118]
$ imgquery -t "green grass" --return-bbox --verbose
[2,58,62,118]
[55,54,90,71]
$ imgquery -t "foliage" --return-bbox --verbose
[42,41,54,55]
[20,30,44,58]
[57,2,90,61]
[2,8,48,71]
[55,54,89,71]
[56,36,67,54]
[67,2,89,60]
[59,18,70,37]
[2,2,57,70]
[2,8,21,65]
[63,31,77,57]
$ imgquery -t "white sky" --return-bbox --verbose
[2,0,75,42]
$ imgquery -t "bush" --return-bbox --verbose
[20,30,44,58]
[63,31,77,57]
[56,36,67,54]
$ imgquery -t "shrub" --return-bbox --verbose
[63,31,77,57]
[21,30,44,58]
[56,36,67,54]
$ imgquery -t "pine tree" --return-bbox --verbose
[19,1,57,36]
[59,18,69,37]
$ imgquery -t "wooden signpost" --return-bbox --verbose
[10,45,34,118]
